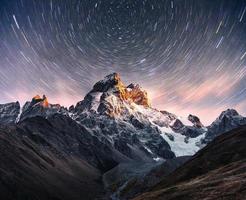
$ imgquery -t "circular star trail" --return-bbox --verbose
[0,0,246,124]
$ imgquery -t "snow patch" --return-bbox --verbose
[160,126,206,157]
[90,92,103,112]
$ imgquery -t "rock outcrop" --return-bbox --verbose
[19,94,67,122]
[202,108,246,144]
[188,114,204,128]
[0,102,20,124]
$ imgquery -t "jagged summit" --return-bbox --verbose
[126,83,150,107]
[74,73,151,117]
[92,73,124,93]
[218,108,239,120]
[19,94,66,122]
[0,73,245,162]
[92,72,150,108]
[31,94,49,107]
[0,75,246,200]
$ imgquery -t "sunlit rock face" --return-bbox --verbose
[92,72,150,108]
[31,95,49,108]
[126,83,150,108]
[74,72,151,117]
[19,94,67,122]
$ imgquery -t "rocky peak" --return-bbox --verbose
[94,73,151,107]
[188,114,204,128]
[19,95,65,122]
[31,94,49,107]
[171,119,184,131]
[160,110,177,121]
[201,109,246,144]
[126,83,150,107]
[92,73,124,93]
[78,73,151,115]
[218,109,239,120]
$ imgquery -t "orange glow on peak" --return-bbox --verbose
[33,95,42,100]
[41,97,49,107]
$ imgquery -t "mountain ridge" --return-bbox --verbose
[0,73,246,200]
[0,73,246,160]
[133,125,246,200]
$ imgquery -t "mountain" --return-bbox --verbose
[0,120,105,200]
[0,73,246,200]
[71,73,176,160]
[133,125,246,200]
[0,73,246,161]
[202,109,246,144]
[20,95,68,122]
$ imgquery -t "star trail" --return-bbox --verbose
[0,0,246,124]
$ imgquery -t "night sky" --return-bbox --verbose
[0,0,246,124]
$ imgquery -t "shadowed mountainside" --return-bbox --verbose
[133,125,246,200]
[0,116,111,200]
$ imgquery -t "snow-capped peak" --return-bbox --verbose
[1,73,245,163]
[74,73,151,116]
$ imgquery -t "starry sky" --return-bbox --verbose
[0,0,246,125]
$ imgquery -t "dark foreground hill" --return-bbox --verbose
[0,117,107,200]
[133,125,246,200]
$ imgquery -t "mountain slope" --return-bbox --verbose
[0,123,104,200]
[17,115,131,171]
[103,156,190,200]
[0,73,246,200]
[70,73,208,159]
[133,125,246,200]
[0,115,188,200]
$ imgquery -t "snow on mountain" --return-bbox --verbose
[69,73,238,158]
[160,126,206,156]
[90,92,103,112]
[0,73,245,161]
